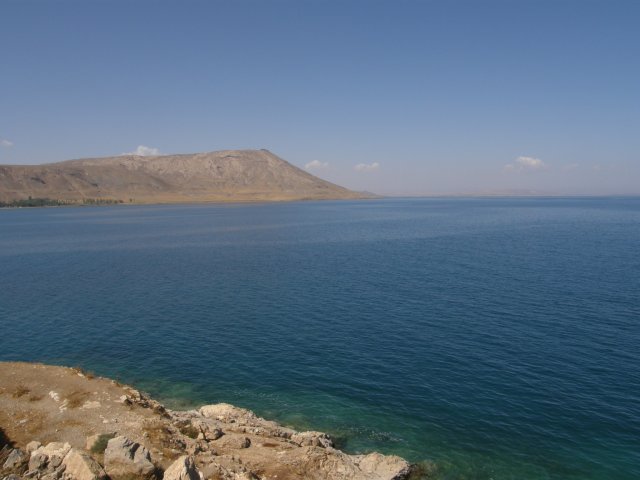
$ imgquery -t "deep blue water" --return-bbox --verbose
[1,198,639,479]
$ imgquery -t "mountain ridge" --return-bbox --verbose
[0,149,368,204]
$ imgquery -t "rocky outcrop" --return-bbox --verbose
[27,442,71,476]
[0,362,413,480]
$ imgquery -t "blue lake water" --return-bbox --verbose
[1,198,639,479]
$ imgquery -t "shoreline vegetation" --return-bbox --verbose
[0,362,414,480]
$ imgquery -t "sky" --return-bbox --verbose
[1,0,639,195]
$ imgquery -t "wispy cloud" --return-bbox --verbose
[563,163,579,171]
[305,160,329,170]
[123,145,160,156]
[505,156,547,172]
[354,162,380,172]
[0,138,13,147]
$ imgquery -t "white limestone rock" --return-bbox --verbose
[61,449,107,480]
[162,456,202,480]
[103,436,156,480]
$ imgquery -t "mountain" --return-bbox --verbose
[0,149,367,204]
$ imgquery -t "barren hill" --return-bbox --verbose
[0,150,366,204]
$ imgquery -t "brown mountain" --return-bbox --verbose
[0,149,367,204]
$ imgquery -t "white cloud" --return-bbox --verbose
[305,160,329,170]
[354,162,380,172]
[1,139,13,147]
[123,145,160,156]
[505,156,547,172]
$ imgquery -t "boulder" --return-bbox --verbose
[27,452,48,472]
[61,449,106,480]
[3,449,26,469]
[103,436,156,480]
[25,442,41,454]
[162,456,201,480]
[354,452,412,480]
[199,404,255,423]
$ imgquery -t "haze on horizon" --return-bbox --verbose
[1,0,638,196]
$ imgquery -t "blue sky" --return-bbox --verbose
[1,0,638,195]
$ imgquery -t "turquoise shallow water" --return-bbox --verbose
[1,198,639,479]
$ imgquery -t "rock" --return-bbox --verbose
[103,436,156,480]
[32,443,71,465]
[162,456,201,480]
[291,431,334,448]
[39,469,64,480]
[2,474,24,480]
[48,454,63,470]
[25,442,71,477]
[199,404,255,423]
[28,453,48,472]
[25,442,41,455]
[3,449,26,469]
[233,473,256,480]
[354,452,412,480]
[198,428,223,442]
[61,449,107,480]
[217,436,251,449]
[198,461,237,480]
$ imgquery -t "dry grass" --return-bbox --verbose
[66,391,90,409]
[144,421,174,449]
[90,433,116,454]
[11,385,30,398]
[178,423,199,439]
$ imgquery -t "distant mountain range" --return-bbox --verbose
[0,149,368,204]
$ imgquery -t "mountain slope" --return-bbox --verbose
[0,149,366,203]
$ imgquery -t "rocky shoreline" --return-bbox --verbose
[0,363,412,480]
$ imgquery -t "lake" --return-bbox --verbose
[1,197,639,479]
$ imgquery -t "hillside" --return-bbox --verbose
[0,150,367,204]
